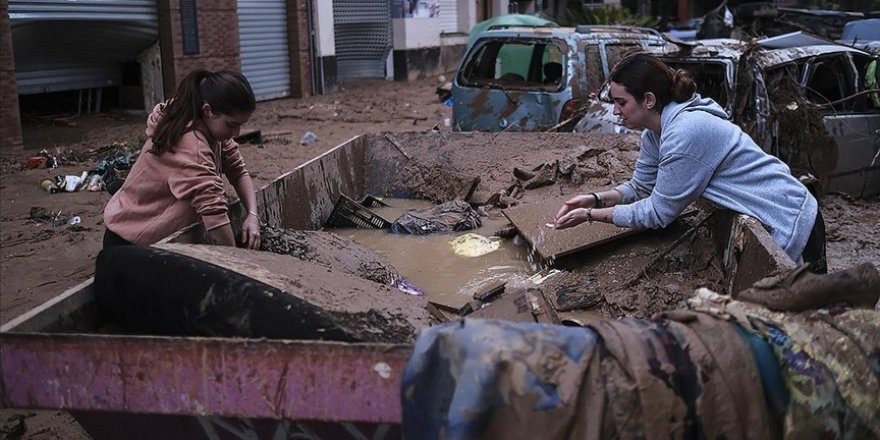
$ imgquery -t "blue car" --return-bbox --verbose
[452,25,667,132]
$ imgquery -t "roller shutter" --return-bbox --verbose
[333,0,392,80]
[238,0,292,101]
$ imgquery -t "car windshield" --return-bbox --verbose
[459,38,567,91]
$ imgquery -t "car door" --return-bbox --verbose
[804,52,880,197]
[452,37,572,131]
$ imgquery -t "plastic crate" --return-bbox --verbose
[325,194,392,229]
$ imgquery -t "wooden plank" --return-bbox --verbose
[502,196,642,260]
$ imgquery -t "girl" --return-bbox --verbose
[103,69,261,249]
[554,53,826,272]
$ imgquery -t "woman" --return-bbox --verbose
[103,69,262,249]
[554,53,826,272]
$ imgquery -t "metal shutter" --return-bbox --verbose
[238,0,292,101]
[9,0,159,95]
[333,0,391,80]
[439,0,459,33]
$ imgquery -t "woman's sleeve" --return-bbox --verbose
[615,131,660,203]
[220,139,250,185]
[613,128,715,229]
[167,138,230,231]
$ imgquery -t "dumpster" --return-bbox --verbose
[0,132,796,439]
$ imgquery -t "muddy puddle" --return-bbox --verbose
[336,198,545,310]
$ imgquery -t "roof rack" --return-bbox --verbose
[574,25,663,38]
[486,23,557,31]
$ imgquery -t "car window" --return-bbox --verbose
[849,53,880,111]
[664,60,730,110]
[804,54,855,112]
[459,39,567,91]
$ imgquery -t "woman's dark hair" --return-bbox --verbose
[609,53,696,109]
[151,69,256,154]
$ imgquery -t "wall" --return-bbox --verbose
[391,2,478,82]
[0,0,23,152]
[157,0,241,97]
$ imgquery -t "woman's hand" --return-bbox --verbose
[241,214,261,249]
[554,207,593,230]
[555,195,596,222]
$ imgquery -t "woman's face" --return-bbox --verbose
[609,81,652,130]
[202,106,251,141]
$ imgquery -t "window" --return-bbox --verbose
[804,55,854,111]
[180,0,200,55]
[459,39,567,91]
[664,60,730,110]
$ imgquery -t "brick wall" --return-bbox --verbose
[0,0,23,153]
[157,0,242,97]
[286,0,311,98]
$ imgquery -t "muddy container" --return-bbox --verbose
[0,133,797,439]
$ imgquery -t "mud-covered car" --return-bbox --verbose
[451,25,667,132]
[647,39,880,198]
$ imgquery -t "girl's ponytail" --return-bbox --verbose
[670,69,697,103]
[151,69,213,154]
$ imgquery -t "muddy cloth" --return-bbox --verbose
[390,200,481,235]
[688,289,880,439]
[401,317,772,440]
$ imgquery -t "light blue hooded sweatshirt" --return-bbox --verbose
[612,94,818,262]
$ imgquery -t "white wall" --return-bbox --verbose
[313,0,335,57]
[392,17,441,50]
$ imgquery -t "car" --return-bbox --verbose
[645,39,880,198]
[451,25,667,132]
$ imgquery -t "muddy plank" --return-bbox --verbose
[95,244,432,343]
[502,196,642,260]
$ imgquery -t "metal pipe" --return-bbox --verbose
[306,0,318,96]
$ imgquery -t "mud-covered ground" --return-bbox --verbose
[1,76,878,439]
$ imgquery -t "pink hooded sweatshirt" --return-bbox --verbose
[103,102,250,245]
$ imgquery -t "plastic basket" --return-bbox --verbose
[325,194,392,229]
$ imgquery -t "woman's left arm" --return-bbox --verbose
[222,140,261,249]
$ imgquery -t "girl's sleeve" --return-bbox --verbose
[167,137,230,231]
[613,127,715,229]
[220,140,250,185]
[615,131,660,203]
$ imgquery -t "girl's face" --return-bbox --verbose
[609,81,653,130]
[202,105,251,141]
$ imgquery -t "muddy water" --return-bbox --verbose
[337,199,545,309]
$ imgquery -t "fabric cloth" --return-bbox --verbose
[401,317,773,440]
[688,289,880,439]
[102,228,133,248]
[390,200,481,235]
[612,94,818,262]
[103,102,250,245]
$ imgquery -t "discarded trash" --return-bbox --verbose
[394,278,425,296]
[86,174,103,192]
[67,216,81,225]
[26,156,47,169]
[450,233,502,257]
[63,175,82,192]
[443,97,453,107]
[325,194,392,229]
[443,117,452,127]
[40,179,59,194]
[300,131,318,145]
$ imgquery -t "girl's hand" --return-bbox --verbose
[554,208,591,230]
[555,195,595,222]
[241,214,261,250]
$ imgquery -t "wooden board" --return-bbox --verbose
[502,196,643,260]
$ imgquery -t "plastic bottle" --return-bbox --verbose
[300,131,318,145]
[40,179,59,194]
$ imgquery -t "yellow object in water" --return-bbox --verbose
[450,233,502,257]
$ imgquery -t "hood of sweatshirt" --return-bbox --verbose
[660,94,729,130]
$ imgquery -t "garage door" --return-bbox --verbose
[333,0,392,80]
[238,0,292,101]
[439,0,459,33]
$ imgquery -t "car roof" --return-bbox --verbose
[477,25,666,42]
[651,38,873,68]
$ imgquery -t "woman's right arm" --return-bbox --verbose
[614,131,660,204]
